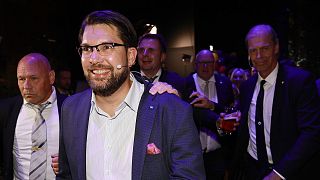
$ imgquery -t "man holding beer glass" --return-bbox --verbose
[183,49,235,180]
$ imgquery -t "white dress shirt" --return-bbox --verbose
[193,73,221,152]
[248,63,278,164]
[86,73,144,180]
[13,87,59,180]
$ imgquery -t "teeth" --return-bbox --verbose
[93,69,108,74]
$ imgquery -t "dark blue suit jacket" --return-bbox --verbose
[57,82,205,180]
[158,69,185,95]
[0,92,67,180]
[234,64,320,179]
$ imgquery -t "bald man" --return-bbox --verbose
[0,53,67,180]
[183,49,235,179]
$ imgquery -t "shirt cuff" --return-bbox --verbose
[273,169,286,180]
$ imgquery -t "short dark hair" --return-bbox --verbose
[138,33,167,53]
[78,10,137,48]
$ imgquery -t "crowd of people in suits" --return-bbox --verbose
[1,9,320,180]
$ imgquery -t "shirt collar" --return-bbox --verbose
[194,73,216,85]
[140,68,162,79]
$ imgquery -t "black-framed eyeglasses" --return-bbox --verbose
[77,42,126,58]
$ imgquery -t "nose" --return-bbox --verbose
[256,49,261,58]
[141,49,149,56]
[23,79,31,89]
[89,49,103,64]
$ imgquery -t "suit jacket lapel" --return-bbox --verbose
[240,75,257,137]
[215,74,226,104]
[73,90,92,179]
[270,65,285,140]
[158,69,166,82]
[132,87,157,180]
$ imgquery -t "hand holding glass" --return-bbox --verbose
[217,107,241,135]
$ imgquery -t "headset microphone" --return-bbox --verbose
[116,65,128,69]
[248,55,253,68]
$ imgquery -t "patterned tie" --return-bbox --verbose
[200,81,210,152]
[255,80,268,165]
[28,102,50,180]
[204,81,209,97]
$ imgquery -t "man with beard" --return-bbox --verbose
[56,10,205,180]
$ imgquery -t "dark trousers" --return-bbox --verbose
[242,153,273,180]
[203,148,227,180]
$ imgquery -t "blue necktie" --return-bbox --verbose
[143,76,158,83]
[255,80,268,165]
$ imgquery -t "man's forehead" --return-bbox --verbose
[196,54,214,62]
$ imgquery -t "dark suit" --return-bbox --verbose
[183,73,235,180]
[232,64,320,179]
[316,78,320,96]
[158,69,185,95]
[0,92,67,180]
[57,81,205,179]
[133,69,185,95]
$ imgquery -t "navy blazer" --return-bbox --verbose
[234,64,320,179]
[57,82,206,179]
[133,69,185,95]
[0,92,67,180]
[158,69,185,95]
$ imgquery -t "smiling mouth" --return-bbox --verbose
[92,69,109,74]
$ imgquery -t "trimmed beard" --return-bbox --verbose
[86,67,129,97]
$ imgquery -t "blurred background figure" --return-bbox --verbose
[183,49,235,180]
[316,78,320,96]
[0,75,10,99]
[229,68,248,108]
[54,67,74,96]
[137,33,185,94]
[212,50,227,76]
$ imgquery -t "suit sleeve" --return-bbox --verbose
[168,100,206,179]
[56,103,72,180]
[274,71,320,178]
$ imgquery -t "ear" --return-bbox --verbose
[49,70,55,85]
[275,42,279,55]
[127,47,137,67]
[160,52,166,63]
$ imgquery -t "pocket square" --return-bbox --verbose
[147,143,161,155]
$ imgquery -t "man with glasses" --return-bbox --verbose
[56,10,205,180]
[183,49,235,180]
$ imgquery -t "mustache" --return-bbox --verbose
[88,64,114,71]
[24,91,34,96]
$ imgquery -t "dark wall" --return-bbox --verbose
[0,0,319,98]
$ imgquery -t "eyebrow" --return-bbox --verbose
[80,41,111,46]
